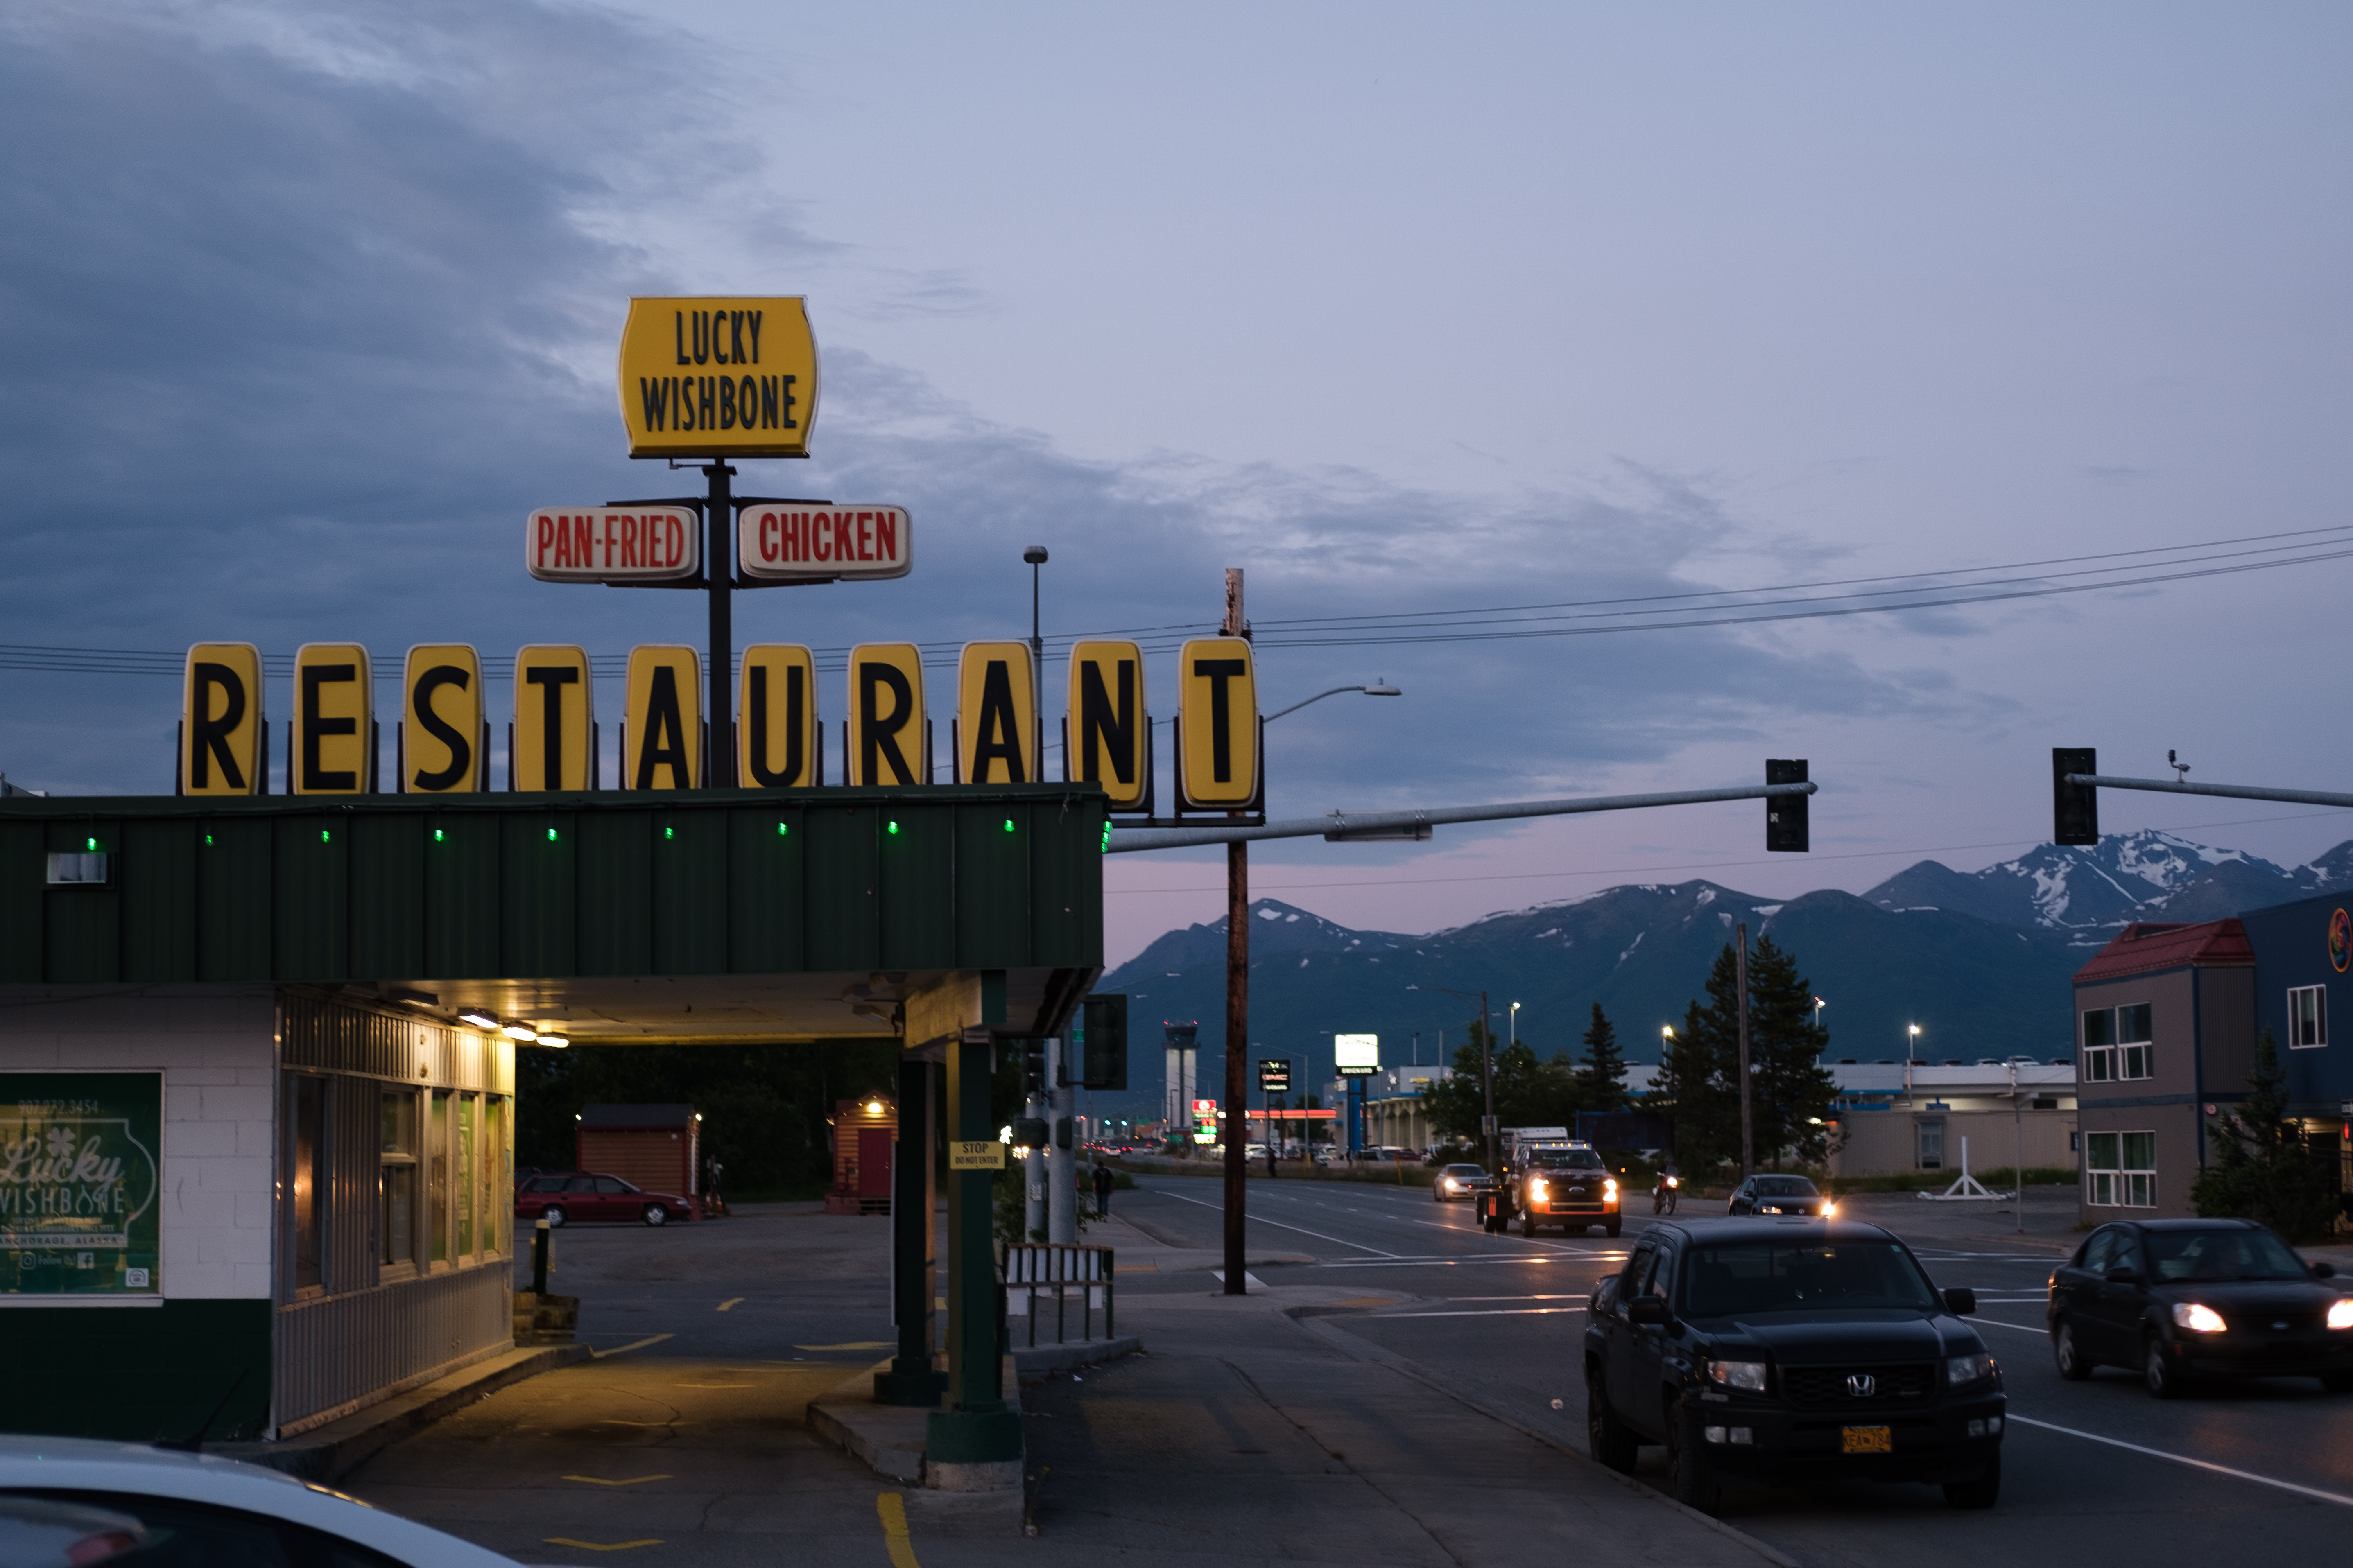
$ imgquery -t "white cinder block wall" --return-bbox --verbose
[0,986,276,1302]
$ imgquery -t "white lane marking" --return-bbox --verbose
[1447,1294,1588,1301]
[1149,1188,1402,1256]
[1407,1218,1619,1256]
[2006,1414,2353,1509]
[591,1333,676,1358]
[1370,1306,1587,1319]
[1318,1256,1565,1270]
[1962,1316,2048,1335]
[1209,1269,1266,1291]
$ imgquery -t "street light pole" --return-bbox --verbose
[1222,569,1250,1299]
[1736,922,1753,1179]
[1509,1001,1521,1049]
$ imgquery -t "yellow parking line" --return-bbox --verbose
[564,1475,671,1487]
[876,1493,922,1568]
[544,1539,663,1551]
[717,1297,744,1311]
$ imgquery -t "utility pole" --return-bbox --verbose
[1736,921,1754,1178]
[1480,990,1496,1174]
[704,461,736,788]
[1222,568,1250,1297]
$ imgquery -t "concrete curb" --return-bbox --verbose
[213,1342,593,1482]
[1012,1335,1141,1383]
[1285,1310,1800,1568]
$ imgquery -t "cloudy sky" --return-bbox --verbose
[4,1,2351,965]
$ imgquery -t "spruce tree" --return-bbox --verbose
[2191,1029,2338,1241]
[1746,935,1838,1168]
[1575,1003,1629,1112]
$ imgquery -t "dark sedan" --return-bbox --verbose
[1727,1174,1835,1218]
[2046,1218,2353,1396]
[1585,1217,2002,1514]
[515,1171,695,1227]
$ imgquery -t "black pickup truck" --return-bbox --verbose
[1584,1217,2004,1514]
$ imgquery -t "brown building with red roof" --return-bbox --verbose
[2071,919,2257,1222]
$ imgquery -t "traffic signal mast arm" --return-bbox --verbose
[2064,771,2353,812]
[1105,779,1817,852]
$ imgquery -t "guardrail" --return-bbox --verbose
[1002,1243,1115,1347]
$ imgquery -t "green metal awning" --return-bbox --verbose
[0,785,1105,1045]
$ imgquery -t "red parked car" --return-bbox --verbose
[516,1170,694,1227]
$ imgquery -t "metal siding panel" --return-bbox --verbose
[727,804,804,973]
[423,811,501,978]
[121,818,197,981]
[652,806,726,974]
[805,803,879,972]
[955,802,1030,969]
[501,809,576,977]
[0,822,42,983]
[273,815,348,980]
[878,804,954,969]
[42,819,122,983]
[1029,797,1104,969]
[198,814,273,979]
[273,1265,509,1431]
[348,812,423,980]
[575,810,652,974]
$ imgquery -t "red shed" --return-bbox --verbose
[826,1096,896,1215]
[577,1104,701,1213]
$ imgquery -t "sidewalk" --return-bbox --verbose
[1019,1214,1791,1567]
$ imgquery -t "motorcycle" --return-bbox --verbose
[1652,1173,1679,1214]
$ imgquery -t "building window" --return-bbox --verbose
[1916,1118,1945,1171]
[2086,1130,2156,1207]
[286,1075,327,1295]
[2083,1004,2153,1082]
[428,1089,450,1265]
[380,1089,417,1269]
[2289,986,2328,1049]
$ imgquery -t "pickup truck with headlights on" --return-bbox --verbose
[1583,1217,2003,1514]
[1509,1141,1620,1238]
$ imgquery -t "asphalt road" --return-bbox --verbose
[1117,1174,2353,1567]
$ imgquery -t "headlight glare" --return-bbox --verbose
[1529,1179,1548,1201]
[1706,1359,1767,1392]
[1945,1351,1996,1386]
[2326,1298,2353,1330]
[2172,1301,2227,1334]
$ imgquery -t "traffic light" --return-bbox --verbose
[1013,1116,1049,1149]
[2054,748,2098,845]
[1020,1036,1047,1096]
[1766,759,1809,852]
[1081,994,1129,1091]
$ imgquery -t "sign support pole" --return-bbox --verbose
[1737,921,1755,1178]
[1222,567,1249,1298]
[704,462,735,787]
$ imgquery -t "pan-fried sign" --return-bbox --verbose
[739,644,819,788]
[848,643,926,786]
[527,506,700,583]
[738,504,912,581]
[1176,637,1257,808]
[957,642,1035,784]
[514,645,594,791]
[292,643,373,795]
[181,643,265,796]
[625,645,702,790]
[403,645,483,793]
[1066,639,1147,810]
[618,296,818,459]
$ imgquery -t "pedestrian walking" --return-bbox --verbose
[1091,1161,1113,1218]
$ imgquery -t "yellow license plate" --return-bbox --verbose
[1841,1426,1893,1454]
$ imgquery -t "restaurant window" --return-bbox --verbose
[456,1094,478,1258]
[483,1096,509,1257]
[2086,1130,2156,1208]
[1916,1118,1945,1171]
[2289,986,2328,1049]
[286,1075,327,1295]
[380,1089,417,1269]
[428,1089,450,1265]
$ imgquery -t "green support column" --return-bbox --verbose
[876,1053,946,1405]
[926,1009,1021,1475]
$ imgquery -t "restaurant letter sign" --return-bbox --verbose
[0,1073,162,1297]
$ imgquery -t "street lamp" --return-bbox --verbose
[1907,1023,1921,1062]
[1263,680,1403,723]
[1814,995,1826,1030]
[1408,983,1496,1175]
[1509,1001,1522,1048]
[1023,544,1049,667]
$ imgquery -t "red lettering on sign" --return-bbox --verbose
[622,515,639,568]
[876,510,897,562]
[792,512,808,561]
[834,513,853,560]
[667,513,684,567]
[857,511,873,560]
[574,515,591,569]
[537,514,555,566]
[760,512,778,562]
[812,512,831,562]
[553,517,574,569]
[602,514,616,568]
